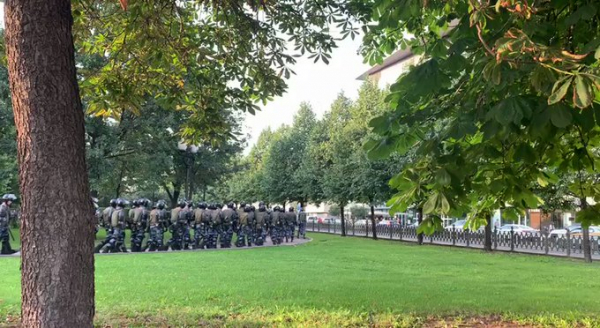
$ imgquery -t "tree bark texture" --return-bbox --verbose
[370,205,377,240]
[340,204,346,236]
[484,213,492,252]
[5,0,95,326]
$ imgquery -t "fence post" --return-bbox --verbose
[399,225,403,241]
[466,230,470,247]
[452,225,456,246]
[566,230,571,258]
[352,222,355,236]
[544,232,549,254]
[333,222,335,234]
[510,226,515,252]
[312,220,315,232]
[318,222,321,232]
[366,222,369,237]
[390,225,393,240]
[493,227,498,250]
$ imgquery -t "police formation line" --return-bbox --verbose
[94,199,308,253]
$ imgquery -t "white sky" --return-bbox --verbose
[243,37,370,152]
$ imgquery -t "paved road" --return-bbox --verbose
[0,236,311,258]
[306,224,600,260]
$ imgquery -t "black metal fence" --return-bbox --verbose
[305,221,600,259]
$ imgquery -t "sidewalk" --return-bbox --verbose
[0,236,312,258]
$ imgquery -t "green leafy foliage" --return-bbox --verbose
[361,0,600,251]
[0,66,18,195]
[67,0,370,143]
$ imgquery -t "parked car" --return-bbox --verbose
[321,217,341,225]
[307,216,318,224]
[377,219,399,227]
[549,224,588,238]
[569,226,600,238]
[354,219,373,226]
[498,224,538,235]
[445,219,467,231]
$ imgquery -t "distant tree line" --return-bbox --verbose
[215,82,404,238]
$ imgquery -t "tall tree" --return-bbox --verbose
[288,104,317,205]
[322,93,354,236]
[5,1,94,326]
[263,126,292,205]
[348,82,397,239]
[298,116,330,206]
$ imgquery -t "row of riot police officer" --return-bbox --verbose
[94,199,308,253]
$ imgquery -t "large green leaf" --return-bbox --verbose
[573,75,592,109]
[548,77,572,105]
[513,143,536,164]
[423,193,439,214]
[549,104,573,128]
[435,168,451,186]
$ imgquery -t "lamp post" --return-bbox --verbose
[177,142,199,200]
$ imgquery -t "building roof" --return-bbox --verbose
[356,48,414,81]
[356,20,459,81]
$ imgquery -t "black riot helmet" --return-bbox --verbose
[109,199,117,208]
[239,202,247,208]
[274,205,281,212]
[244,205,252,212]
[132,199,140,207]
[227,202,235,209]
[258,201,265,208]
[197,202,207,209]
[157,201,166,210]
[117,198,128,208]
[258,202,266,212]
[207,203,216,210]
[251,205,256,211]
[289,207,294,212]
[178,200,186,208]
[215,203,222,210]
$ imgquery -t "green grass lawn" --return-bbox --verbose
[1,232,599,326]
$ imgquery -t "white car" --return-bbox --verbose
[354,219,372,226]
[377,220,399,227]
[498,224,538,235]
[445,219,467,231]
[550,225,600,238]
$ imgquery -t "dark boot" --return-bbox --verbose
[1,241,16,255]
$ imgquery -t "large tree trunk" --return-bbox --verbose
[484,212,492,252]
[417,207,424,245]
[5,0,95,327]
[580,198,592,263]
[370,205,377,240]
[340,204,346,236]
